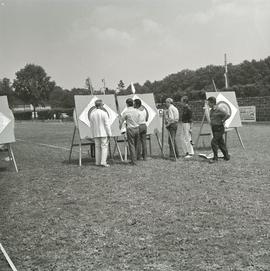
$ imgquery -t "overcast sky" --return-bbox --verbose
[0,0,270,90]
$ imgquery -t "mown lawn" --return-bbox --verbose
[0,121,270,271]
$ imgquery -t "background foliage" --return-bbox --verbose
[1,56,270,109]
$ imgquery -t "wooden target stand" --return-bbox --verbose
[0,143,18,172]
[68,114,124,166]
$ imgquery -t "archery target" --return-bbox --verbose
[206,92,242,128]
[0,96,15,144]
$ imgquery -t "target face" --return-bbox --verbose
[79,96,118,127]
[217,101,232,116]
[206,92,241,128]
[120,94,156,126]
[0,96,15,144]
[74,95,120,139]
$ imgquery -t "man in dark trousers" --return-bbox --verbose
[120,98,140,165]
[207,96,231,163]
[134,99,147,160]
[165,98,180,158]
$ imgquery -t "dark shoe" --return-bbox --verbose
[223,155,230,161]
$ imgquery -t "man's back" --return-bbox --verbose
[122,107,140,128]
[90,108,111,137]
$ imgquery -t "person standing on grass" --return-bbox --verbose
[119,98,140,165]
[89,99,112,167]
[134,99,147,161]
[181,96,194,159]
[207,96,231,163]
[165,98,180,158]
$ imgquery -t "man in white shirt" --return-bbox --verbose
[165,98,179,158]
[89,99,112,167]
[134,99,147,160]
[119,98,140,165]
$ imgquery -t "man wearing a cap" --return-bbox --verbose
[120,98,140,165]
[165,98,179,158]
[89,99,112,167]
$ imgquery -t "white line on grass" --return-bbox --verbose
[17,139,89,154]
[17,139,71,151]
[0,243,18,271]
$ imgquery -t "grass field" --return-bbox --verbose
[0,121,270,271]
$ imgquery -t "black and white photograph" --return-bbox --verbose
[0,0,270,270]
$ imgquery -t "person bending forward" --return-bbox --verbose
[207,96,231,163]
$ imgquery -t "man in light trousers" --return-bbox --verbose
[89,99,112,167]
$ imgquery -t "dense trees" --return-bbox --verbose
[13,64,56,111]
[1,56,270,109]
[136,56,270,102]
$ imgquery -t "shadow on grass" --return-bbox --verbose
[0,167,7,172]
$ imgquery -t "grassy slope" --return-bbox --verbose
[0,122,270,271]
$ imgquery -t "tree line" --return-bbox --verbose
[1,56,270,111]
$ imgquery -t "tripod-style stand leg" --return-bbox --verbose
[235,128,245,150]
[68,126,76,163]
[7,144,18,172]
[155,132,164,157]
[148,134,152,156]
[161,112,165,155]
[195,113,206,149]
[114,137,124,161]
[168,131,177,161]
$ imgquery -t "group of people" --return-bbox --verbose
[89,98,148,167]
[164,96,231,163]
[89,95,231,167]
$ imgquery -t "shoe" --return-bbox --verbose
[101,164,110,167]
[184,154,193,159]
[130,162,137,166]
[223,155,230,161]
[209,158,218,164]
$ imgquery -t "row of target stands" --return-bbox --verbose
[0,91,245,171]
[68,93,169,166]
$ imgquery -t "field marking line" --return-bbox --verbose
[17,139,88,154]
[0,243,18,271]
[17,139,71,151]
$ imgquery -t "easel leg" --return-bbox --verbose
[108,139,112,159]
[7,144,18,172]
[161,112,165,155]
[155,132,164,157]
[114,137,123,162]
[112,137,117,157]
[195,113,206,149]
[235,128,245,150]
[68,126,76,163]
[168,132,177,161]
[123,136,128,161]
[79,140,82,167]
[148,134,152,157]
